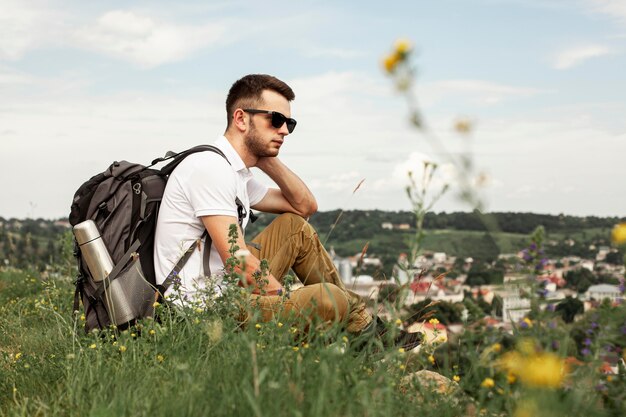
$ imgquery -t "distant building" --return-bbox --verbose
[432,252,447,264]
[334,258,353,283]
[54,220,71,228]
[586,284,622,303]
[596,246,611,262]
[344,275,379,300]
[500,287,531,324]
[381,222,393,230]
[580,260,595,272]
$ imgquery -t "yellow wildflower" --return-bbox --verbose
[429,318,440,325]
[611,223,626,244]
[195,307,203,314]
[303,343,309,349]
[399,364,406,370]
[481,378,495,388]
[492,343,502,353]
[395,318,402,326]
[499,350,566,388]
[255,323,262,329]
[398,348,405,353]
[428,355,435,364]
[518,353,567,388]
[383,53,401,73]
[277,322,283,328]
[394,38,412,55]
[119,345,127,353]
[454,118,472,134]
[453,375,461,382]
[156,354,164,363]
[14,352,22,360]
[89,343,97,349]
[507,373,517,384]
[342,336,349,344]
[80,314,86,321]
[149,329,156,336]
[153,301,161,308]
[292,346,299,352]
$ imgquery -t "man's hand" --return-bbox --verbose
[253,157,317,218]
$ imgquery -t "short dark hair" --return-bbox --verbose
[225,74,295,127]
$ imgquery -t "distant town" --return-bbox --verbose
[1,211,624,348]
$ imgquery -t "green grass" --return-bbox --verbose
[2,268,625,416]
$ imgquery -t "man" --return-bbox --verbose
[154,74,421,350]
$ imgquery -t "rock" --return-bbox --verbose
[399,370,477,415]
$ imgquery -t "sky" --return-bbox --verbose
[1,0,625,220]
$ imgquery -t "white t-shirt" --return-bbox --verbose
[153,136,268,299]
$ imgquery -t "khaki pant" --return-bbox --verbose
[245,213,372,333]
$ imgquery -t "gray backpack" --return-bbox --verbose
[69,145,245,332]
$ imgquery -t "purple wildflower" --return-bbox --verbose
[583,338,592,346]
[551,340,560,350]
[586,328,594,335]
[582,348,591,356]
[595,383,607,392]
[548,320,557,329]
[520,320,529,329]
[590,322,599,329]
[546,304,555,312]
[529,243,537,251]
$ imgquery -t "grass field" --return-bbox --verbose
[2,265,626,416]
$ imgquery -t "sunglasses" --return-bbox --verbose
[243,109,297,133]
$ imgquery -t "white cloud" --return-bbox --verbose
[420,79,547,106]
[309,171,364,193]
[553,44,614,69]
[0,0,66,60]
[300,46,365,59]
[588,0,626,23]
[72,10,229,68]
[0,66,35,85]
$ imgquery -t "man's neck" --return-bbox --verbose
[223,131,257,168]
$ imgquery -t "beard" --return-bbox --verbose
[244,119,280,157]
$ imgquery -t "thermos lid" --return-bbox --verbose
[73,220,101,245]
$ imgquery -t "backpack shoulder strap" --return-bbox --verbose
[155,144,246,295]
[157,145,229,176]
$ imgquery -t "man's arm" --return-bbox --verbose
[201,215,283,295]
[252,157,317,218]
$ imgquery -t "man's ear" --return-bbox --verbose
[232,108,248,133]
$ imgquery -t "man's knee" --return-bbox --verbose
[313,283,348,321]
[274,213,315,236]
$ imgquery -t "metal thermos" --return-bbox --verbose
[73,220,135,325]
